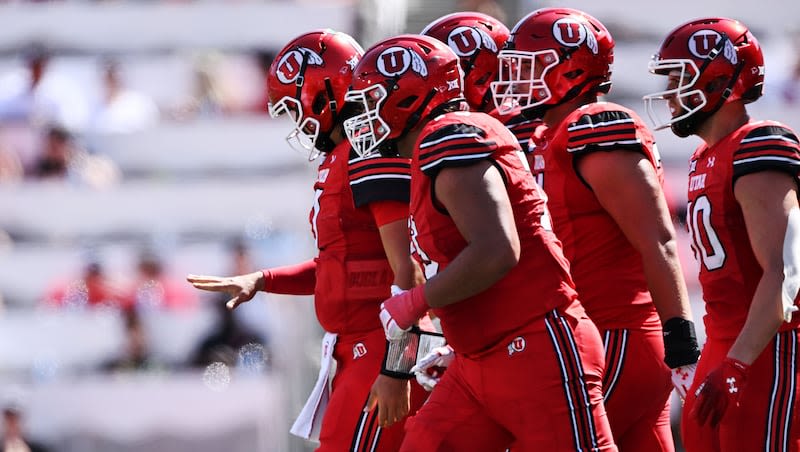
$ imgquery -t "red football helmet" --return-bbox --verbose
[267,29,363,160]
[344,34,464,157]
[643,18,764,137]
[491,8,614,116]
[421,12,509,112]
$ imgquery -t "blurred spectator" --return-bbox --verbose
[0,43,89,133]
[0,146,23,184]
[128,248,197,310]
[778,55,800,104]
[1,405,49,452]
[189,298,268,370]
[251,49,275,114]
[167,52,229,119]
[42,256,128,310]
[88,59,159,134]
[101,308,160,373]
[190,239,270,369]
[30,125,121,188]
[457,0,507,24]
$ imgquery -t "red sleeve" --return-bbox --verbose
[261,259,317,295]
[369,200,408,227]
[418,122,498,176]
[733,124,800,182]
[566,110,642,155]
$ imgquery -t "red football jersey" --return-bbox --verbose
[530,102,661,330]
[686,120,800,340]
[487,105,542,154]
[409,110,578,357]
[311,141,411,334]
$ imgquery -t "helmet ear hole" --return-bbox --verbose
[704,76,727,94]
[312,92,327,115]
[564,69,584,80]
[397,95,418,109]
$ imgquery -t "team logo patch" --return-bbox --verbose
[688,29,738,64]
[552,18,598,54]
[377,46,428,78]
[353,342,368,359]
[507,336,526,356]
[447,26,498,57]
[276,48,324,84]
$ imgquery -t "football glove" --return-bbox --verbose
[692,357,750,427]
[671,363,697,400]
[410,345,454,391]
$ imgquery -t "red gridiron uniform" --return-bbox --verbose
[403,110,616,451]
[530,102,672,450]
[308,140,426,452]
[681,121,800,452]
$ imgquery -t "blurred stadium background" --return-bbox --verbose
[0,0,798,451]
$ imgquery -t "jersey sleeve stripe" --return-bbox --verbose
[741,125,799,143]
[420,152,493,173]
[419,124,487,148]
[740,134,799,145]
[350,173,412,185]
[419,141,497,164]
[567,117,635,132]
[349,161,410,178]
[567,139,642,153]
[567,124,638,144]
[734,144,800,159]
[733,156,800,166]
[419,132,485,149]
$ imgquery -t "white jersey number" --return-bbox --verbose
[408,215,440,280]
[687,195,726,271]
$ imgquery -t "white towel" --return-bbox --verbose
[290,332,337,441]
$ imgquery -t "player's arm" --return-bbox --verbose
[424,159,520,307]
[577,150,692,322]
[577,149,700,383]
[728,170,799,364]
[370,200,425,290]
[186,260,316,309]
[366,200,421,427]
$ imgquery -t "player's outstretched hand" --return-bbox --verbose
[411,345,454,391]
[186,271,263,310]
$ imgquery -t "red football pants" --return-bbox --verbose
[600,328,674,451]
[682,330,800,452]
[400,303,617,451]
[316,328,427,452]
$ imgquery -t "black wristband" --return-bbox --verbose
[662,317,701,368]
[380,339,414,380]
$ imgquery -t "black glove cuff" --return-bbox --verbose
[663,317,701,368]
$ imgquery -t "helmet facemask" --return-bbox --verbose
[343,84,391,158]
[643,59,706,136]
[269,95,323,161]
[491,49,559,115]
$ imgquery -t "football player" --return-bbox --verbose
[344,34,617,451]
[421,12,541,157]
[187,30,427,451]
[645,17,800,451]
[492,8,700,451]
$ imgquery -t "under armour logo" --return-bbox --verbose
[346,56,359,71]
[726,376,738,394]
[446,79,459,90]
[707,156,715,167]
